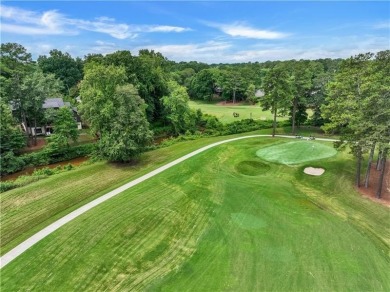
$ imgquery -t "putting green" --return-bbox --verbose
[256,140,337,165]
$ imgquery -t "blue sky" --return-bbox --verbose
[1,1,389,63]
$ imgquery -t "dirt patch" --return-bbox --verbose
[20,137,47,153]
[357,162,390,207]
[304,167,325,176]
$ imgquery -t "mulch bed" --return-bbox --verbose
[356,161,390,207]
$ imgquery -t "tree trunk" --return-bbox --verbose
[356,147,362,187]
[33,118,38,146]
[376,149,387,199]
[272,106,277,137]
[233,88,236,104]
[376,147,383,170]
[292,98,297,135]
[364,143,376,188]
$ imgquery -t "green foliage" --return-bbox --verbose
[245,83,258,104]
[220,68,248,103]
[0,151,26,176]
[80,66,152,162]
[0,101,26,154]
[188,69,216,101]
[0,162,79,193]
[98,85,153,161]
[80,63,127,133]
[2,138,389,290]
[322,51,390,188]
[103,49,169,122]
[52,107,79,144]
[261,65,292,136]
[162,80,196,135]
[37,49,83,96]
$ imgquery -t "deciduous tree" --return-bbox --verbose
[162,81,195,135]
[80,64,152,162]
[38,49,83,96]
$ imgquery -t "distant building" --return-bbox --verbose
[255,89,265,98]
[12,98,82,136]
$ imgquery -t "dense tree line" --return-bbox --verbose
[1,41,388,193]
[322,51,390,198]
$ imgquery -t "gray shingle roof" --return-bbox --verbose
[43,98,66,109]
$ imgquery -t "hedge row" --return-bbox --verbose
[0,143,95,177]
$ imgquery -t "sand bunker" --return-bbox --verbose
[304,167,325,176]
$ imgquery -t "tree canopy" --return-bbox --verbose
[79,63,152,162]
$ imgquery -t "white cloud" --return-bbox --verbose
[69,19,136,39]
[25,43,53,56]
[135,41,232,61]
[0,4,191,39]
[89,40,120,55]
[142,25,192,33]
[136,33,389,64]
[373,21,390,30]
[206,21,288,39]
[0,5,74,35]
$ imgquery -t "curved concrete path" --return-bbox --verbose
[0,134,338,269]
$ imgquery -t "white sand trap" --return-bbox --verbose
[304,167,325,176]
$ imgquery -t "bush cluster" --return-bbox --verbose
[0,143,95,177]
[149,118,291,151]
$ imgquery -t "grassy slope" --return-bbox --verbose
[1,128,332,255]
[0,132,258,255]
[188,100,284,123]
[1,138,389,291]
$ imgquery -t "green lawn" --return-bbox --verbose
[189,100,284,123]
[256,140,337,164]
[1,137,389,291]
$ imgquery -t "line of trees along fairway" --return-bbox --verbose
[79,63,152,162]
[322,51,390,198]
[2,41,388,189]
[185,59,338,131]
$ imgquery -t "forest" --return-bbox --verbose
[1,43,389,197]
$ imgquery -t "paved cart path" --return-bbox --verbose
[0,135,337,269]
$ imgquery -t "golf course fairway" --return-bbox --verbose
[1,138,389,291]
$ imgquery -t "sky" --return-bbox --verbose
[1,1,389,63]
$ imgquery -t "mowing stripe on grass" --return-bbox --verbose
[0,135,338,269]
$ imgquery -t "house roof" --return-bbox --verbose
[43,98,67,109]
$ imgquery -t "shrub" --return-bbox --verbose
[64,164,73,171]
[32,167,54,176]
[0,181,16,193]
[0,151,26,176]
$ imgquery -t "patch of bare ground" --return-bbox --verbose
[357,161,390,207]
[20,137,47,153]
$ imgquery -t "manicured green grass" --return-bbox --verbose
[1,138,389,291]
[256,140,337,165]
[189,100,282,123]
[1,129,285,255]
